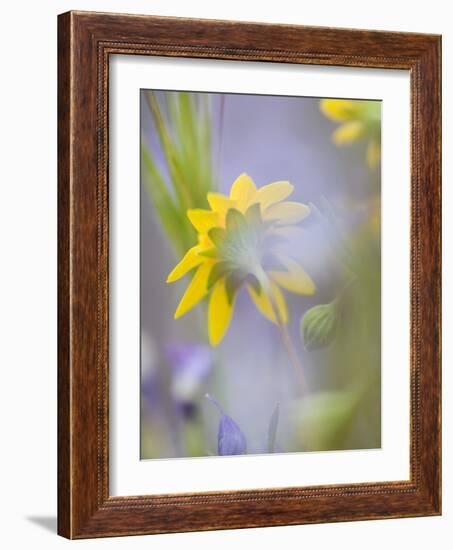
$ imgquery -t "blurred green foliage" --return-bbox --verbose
[293,100,382,452]
[290,389,362,451]
[292,215,381,452]
[141,91,217,255]
[296,178,380,451]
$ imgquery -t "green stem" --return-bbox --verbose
[255,266,308,394]
[276,318,309,395]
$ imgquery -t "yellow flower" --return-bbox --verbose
[320,99,381,168]
[167,174,316,346]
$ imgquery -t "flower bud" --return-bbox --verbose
[206,393,247,456]
[301,301,338,351]
[218,414,247,456]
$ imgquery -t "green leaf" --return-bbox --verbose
[144,92,192,211]
[141,143,191,254]
[267,404,280,453]
[245,203,262,226]
[290,390,360,451]
[208,227,227,248]
[225,271,247,304]
[142,90,217,256]
[198,95,215,193]
[226,208,247,233]
[199,248,218,258]
[246,274,261,295]
[207,261,233,289]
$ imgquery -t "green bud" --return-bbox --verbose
[301,301,338,351]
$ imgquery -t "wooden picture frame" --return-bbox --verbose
[58,10,441,539]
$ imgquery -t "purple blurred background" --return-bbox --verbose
[140,91,379,459]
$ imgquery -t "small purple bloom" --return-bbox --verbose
[142,342,213,421]
[206,394,247,456]
[218,415,247,456]
[166,344,212,378]
[165,344,213,402]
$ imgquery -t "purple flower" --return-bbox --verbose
[206,394,247,456]
[218,415,247,456]
[141,342,213,422]
[165,344,213,402]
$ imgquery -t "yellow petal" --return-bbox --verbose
[247,284,276,323]
[208,278,235,346]
[256,181,294,210]
[167,245,205,283]
[207,192,237,217]
[366,140,381,168]
[187,209,220,233]
[270,257,316,296]
[247,281,288,324]
[263,202,310,224]
[174,262,213,319]
[229,173,257,211]
[320,99,356,122]
[332,121,364,145]
[198,233,212,247]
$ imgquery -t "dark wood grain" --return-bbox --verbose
[57,10,441,539]
[57,11,71,537]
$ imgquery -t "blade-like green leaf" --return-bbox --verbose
[267,404,280,453]
[141,143,194,254]
[142,90,218,256]
[144,92,192,211]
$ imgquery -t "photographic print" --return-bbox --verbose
[140,90,381,460]
[58,13,441,537]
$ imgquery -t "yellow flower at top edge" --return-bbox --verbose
[166,174,316,346]
[320,99,381,168]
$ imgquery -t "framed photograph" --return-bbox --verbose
[58,11,441,539]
